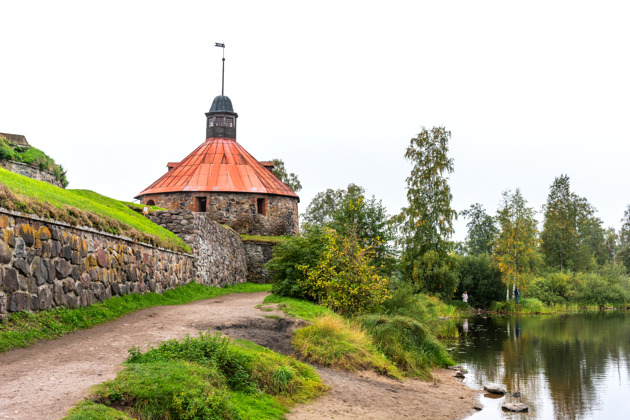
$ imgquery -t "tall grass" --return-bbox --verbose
[356,314,454,380]
[292,315,401,378]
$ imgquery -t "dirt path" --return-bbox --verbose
[0,292,479,419]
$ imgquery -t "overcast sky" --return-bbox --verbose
[2,0,629,241]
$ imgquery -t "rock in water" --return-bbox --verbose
[454,371,466,378]
[502,402,529,412]
[483,384,507,395]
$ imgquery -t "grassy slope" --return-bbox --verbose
[0,137,68,187]
[0,168,189,252]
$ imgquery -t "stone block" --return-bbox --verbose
[96,249,109,267]
[14,237,27,259]
[37,286,52,310]
[65,293,78,309]
[55,259,72,279]
[36,226,52,241]
[4,230,15,247]
[61,245,72,260]
[17,224,35,247]
[2,267,19,293]
[0,215,9,228]
[13,258,31,277]
[41,242,52,258]
[0,292,6,314]
[71,251,80,265]
[0,240,12,264]
[51,241,61,258]
[53,281,66,306]
[50,227,60,241]
[9,292,31,312]
[71,266,81,280]
[31,257,48,286]
[44,260,55,283]
[79,239,88,257]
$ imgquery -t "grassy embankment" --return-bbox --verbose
[0,136,68,187]
[264,286,457,381]
[0,168,189,252]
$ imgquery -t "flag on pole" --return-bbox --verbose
[215,42,225,48]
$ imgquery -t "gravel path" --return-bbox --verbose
[0,292,479,419]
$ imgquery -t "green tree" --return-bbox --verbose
[540,175,605,271]
[303,184,397,273]
[394,126,458,299]
[492,189,540,300]
[271,159,302,192]
[618,205,630,270]
[461,203,499,255]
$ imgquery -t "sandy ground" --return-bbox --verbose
[0,292,480,419]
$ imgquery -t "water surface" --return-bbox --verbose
[451,312,630,419]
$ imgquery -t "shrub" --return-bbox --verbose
[292,315,400,377]
[519,297,544,313]
[268,226,390,315]
[356,314,454,379]
[527,272,570,305]
[454,254,505,308]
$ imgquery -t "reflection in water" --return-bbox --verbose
[452,312,630,420]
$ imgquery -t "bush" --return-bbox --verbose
[454,254,505,308]
[356,314,454,380]
[527,272,570,305]
[519,298,544,313]
[268,226,390,315]
[292,315,400,377]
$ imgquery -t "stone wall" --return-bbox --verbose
[0,209,195,319]
[242,241,276,283]
[140,191,299,236]
[0,161,64,188]
[147,210,247,287]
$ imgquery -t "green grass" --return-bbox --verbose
[292,315,401,378]
[0,282,271,353]
[0,168,189,252]
[356,314,455,380]
[122,200,167,213]
[64,401,134,420]
[263,294,335,321]
[241,234,287,244]
[0,137,68,187]
[75,332,327,420]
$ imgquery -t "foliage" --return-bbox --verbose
[90,332,326,420]
[394,126,458,299]
[263,294,336,321]
[292,315,401,378]
[0,282,271,353]
[267,224,330,300]
[298,228,391,315]
[618,205,630,271]
[540,174,606,271]
[460,203,499,255]
[0,169,189,252]
[271,159,302,192]
[491,189,540,300]
[64,401,134,420]
[303,183,397,273]
[268,226,390,315]
[0,137,68,187]
[356,314,454,379]
[527,272,570,305]
[455,254,505,308]
[567,271,630,307]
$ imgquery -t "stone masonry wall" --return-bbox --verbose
[0,209,195,319]
[242,241,276,284]
[146,210,247,286]
[140,191,299,236]
[0,161,64,188]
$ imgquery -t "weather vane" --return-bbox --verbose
[215,42,226,96]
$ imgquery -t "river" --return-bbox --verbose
[451,311,630,419]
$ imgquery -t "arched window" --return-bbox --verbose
[146,200,156,206]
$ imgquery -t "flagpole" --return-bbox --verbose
[215,43,226,95]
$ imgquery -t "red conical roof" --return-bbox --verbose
[136,138,298,198]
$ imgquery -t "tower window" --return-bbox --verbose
[257,198,267,216]
[226,117,234,127]
[208,118,214,127]
[195,196,207,212]
[216,117,224,126]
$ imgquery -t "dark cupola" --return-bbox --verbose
[205,95,238,139]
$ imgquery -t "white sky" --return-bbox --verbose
[1,0,629,241]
